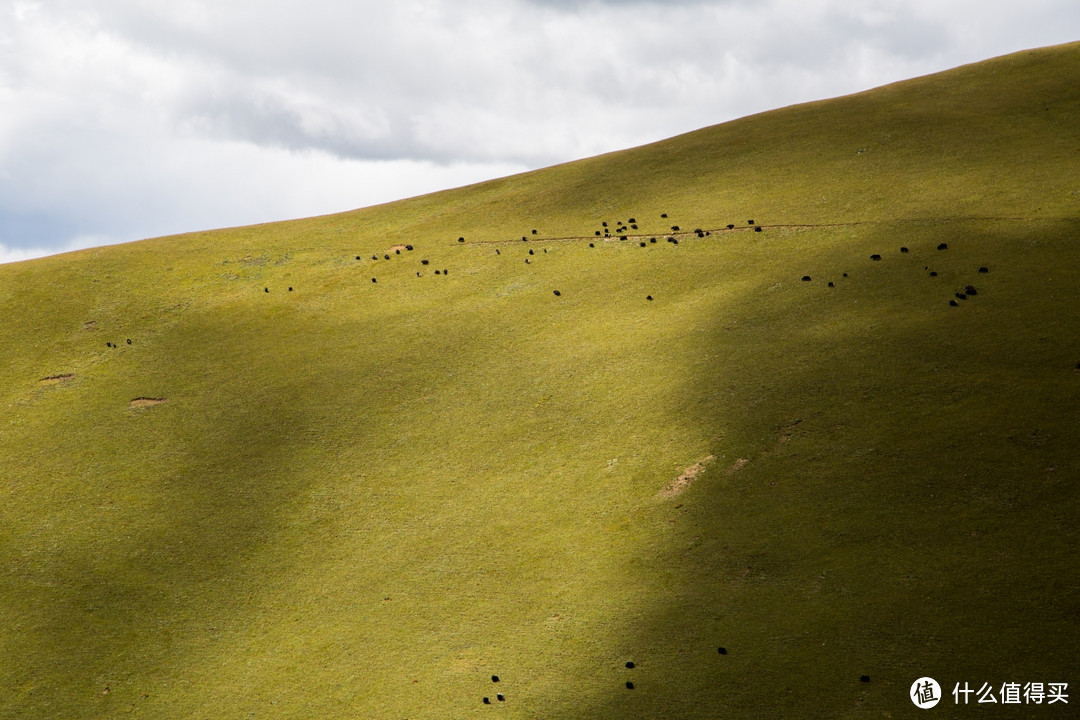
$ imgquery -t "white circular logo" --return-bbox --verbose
[911,677,941,709]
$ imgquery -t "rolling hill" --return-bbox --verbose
[2,42,1079,719]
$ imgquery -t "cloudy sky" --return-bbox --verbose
[2,0,1078,263]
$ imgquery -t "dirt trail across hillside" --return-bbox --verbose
[463,216,1046,246]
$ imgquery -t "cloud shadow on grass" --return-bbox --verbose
[555,218,1080,717]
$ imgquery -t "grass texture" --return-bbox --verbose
[2,42,1080,719]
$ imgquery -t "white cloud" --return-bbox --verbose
[1,0,1079,258]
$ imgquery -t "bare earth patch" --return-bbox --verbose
[39,374,75,384]
[728,457,749,474]
[659,455,715,498]
[389,244,409,253]
[129,397,166,408]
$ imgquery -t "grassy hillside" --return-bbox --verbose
[2,42,1079,719]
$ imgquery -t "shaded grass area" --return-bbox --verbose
[1,43,1080,719]
[563,218,1080,718]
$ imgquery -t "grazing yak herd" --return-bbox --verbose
[243,212,995,332]
[341,213,770,304]
[818,241,988,307]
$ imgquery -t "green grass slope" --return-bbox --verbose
[2,42,1080,719]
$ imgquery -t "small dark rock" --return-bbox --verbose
[801,276,811,282]
[978,266,989,273]
[860,675,871,683]
[870,254,881,261]
[949,299,958,306]
[625,661,635,669]
[492,676,500,683]
[625,681,635,690]
[718,647,727,655]
[553,290,561,296]
[900,246,909,253]
[938,243,948,250]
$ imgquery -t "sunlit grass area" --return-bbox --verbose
[1,42,1079,719]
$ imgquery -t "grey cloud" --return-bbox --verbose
[524,0,726,7]
[177,84,409,161]
[4,0,1080,257]
[5,1,958,167]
